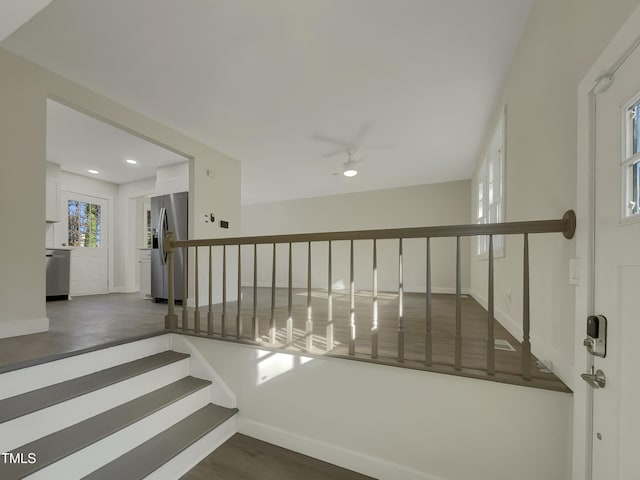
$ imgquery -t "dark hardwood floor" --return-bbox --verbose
[0,289,568,391]
[180,287,569,392]
[181,434,374,480]
[0,293,166,369]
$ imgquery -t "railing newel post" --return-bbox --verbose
[164,230,178,330]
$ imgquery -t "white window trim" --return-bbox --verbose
[476,108,506,259]
[620,91,640,225]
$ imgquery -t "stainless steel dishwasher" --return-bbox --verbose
[46,249,70,300]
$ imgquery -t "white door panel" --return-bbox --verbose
[61,191,109,296]
[591,41,640,479]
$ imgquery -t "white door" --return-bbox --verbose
[591,42,640,479]
[61,191,109,295]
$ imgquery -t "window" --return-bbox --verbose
[623,97,640,219]
[68,200,102,247]
[476,111,505,256]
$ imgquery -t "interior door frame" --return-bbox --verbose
[59,189,114,294]
[575,5,640,479]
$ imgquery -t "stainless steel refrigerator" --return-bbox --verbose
[151,192,188,303]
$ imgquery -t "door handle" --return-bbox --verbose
[581,369,606,389]
[158,207,167,265]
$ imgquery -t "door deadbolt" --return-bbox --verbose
[584,315,607,357]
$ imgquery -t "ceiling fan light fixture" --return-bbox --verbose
[343,168,358,177]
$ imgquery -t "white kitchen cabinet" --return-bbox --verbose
[138,248,151,297]
[46,180,59,222]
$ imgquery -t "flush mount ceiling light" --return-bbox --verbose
[343,163,358,177]
[328,152,362,178]
[88,169,99,174]
[125,159,138,165]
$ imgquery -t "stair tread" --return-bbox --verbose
[0,350,189,423]
[0,376,211,479]
[83,403,238,480]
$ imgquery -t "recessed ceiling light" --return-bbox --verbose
[88,169,99,174]
[125,159,137,165]
[343,168,358,177]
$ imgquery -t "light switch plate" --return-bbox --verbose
[569,258,580,286]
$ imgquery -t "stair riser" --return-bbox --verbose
[145,416,237,480]
[0,360,190,452]
[0,335,171,400]
[24,387,211,479]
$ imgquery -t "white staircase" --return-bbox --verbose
[0,334,237,479]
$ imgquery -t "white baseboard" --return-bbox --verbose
[109,286,138,293]
[238,418,445,480]
[468,289,574,385]
[0,316,49,339]
[240,282,470,296]
[468,289,522,341]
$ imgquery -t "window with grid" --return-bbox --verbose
[68,200,102,247]
[623,97,640,218]
[476,111,505,256]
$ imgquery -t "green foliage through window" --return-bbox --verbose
[68,200,101,247]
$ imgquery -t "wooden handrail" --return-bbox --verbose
[163,209,576,387]
[168,210,575,248]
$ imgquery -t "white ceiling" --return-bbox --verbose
[47,99,187,185]
[0,0,51,42]
[2,0,532,204]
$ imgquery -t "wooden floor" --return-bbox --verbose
[0,293,166,370]
[0,290,569,391]
[179,287,569,392]
[181,434,374,480]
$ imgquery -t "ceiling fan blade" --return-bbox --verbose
[352,123,371,147]
[312,134,352,148]
[322,148,347,159]
[360,144,396,151]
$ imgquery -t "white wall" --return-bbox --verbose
[155,162,188,196]
[0,46,240,338]
[187,337,571,480]
[468,0,640,387]
[115,177,156,293]
[241,181,470,294]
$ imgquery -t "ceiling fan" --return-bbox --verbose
[330,150,361,177]
[313,125,394,178]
